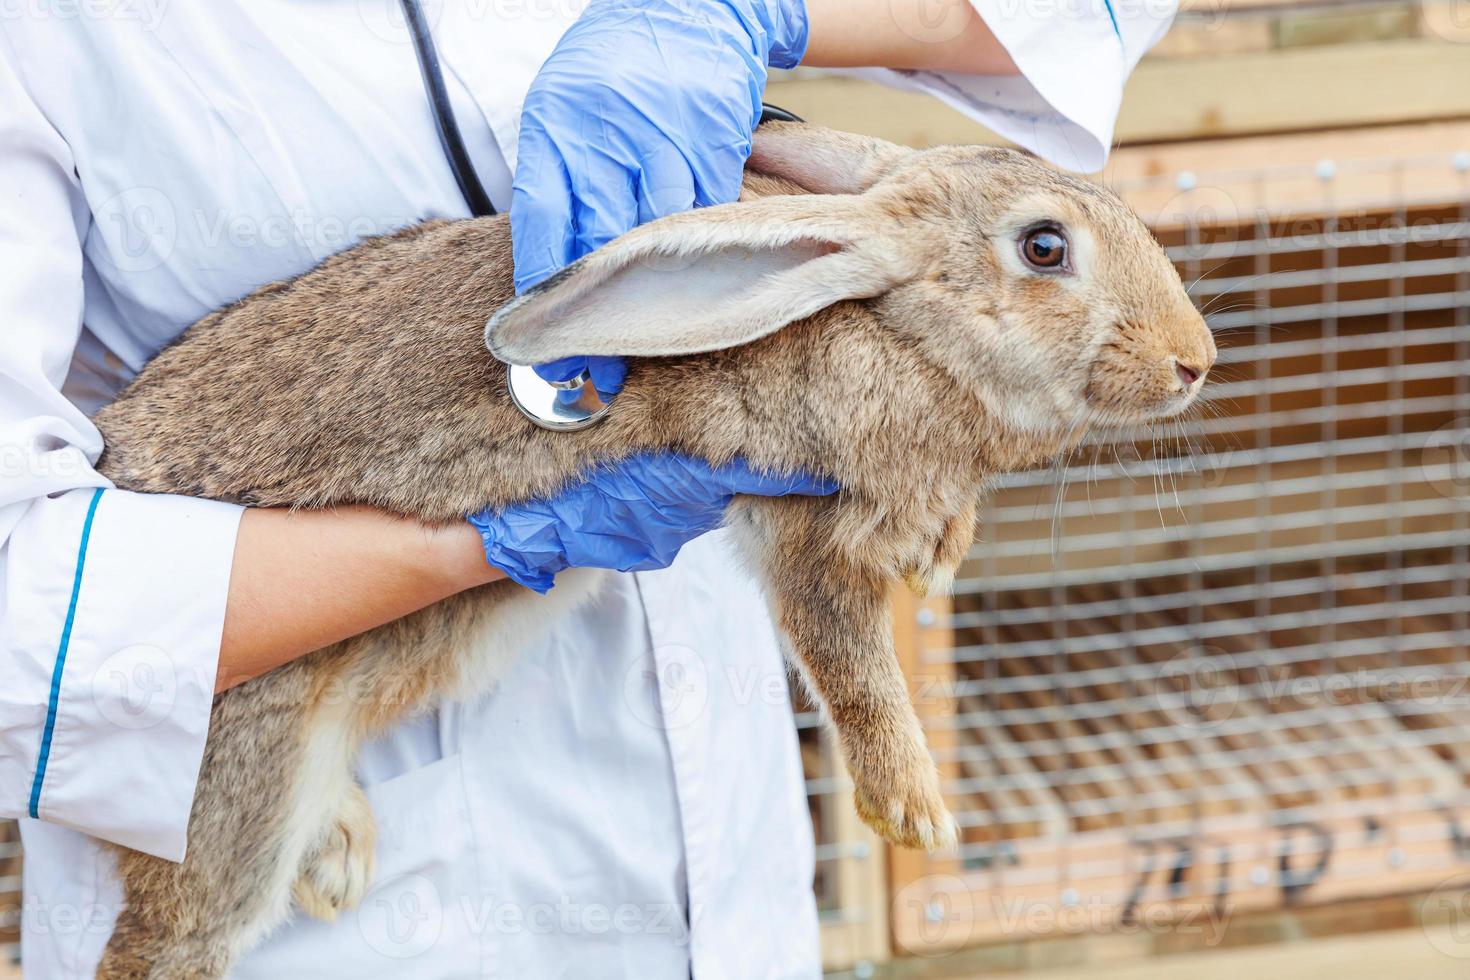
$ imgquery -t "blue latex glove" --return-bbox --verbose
[511,0,810,399]
[469,454,836,593]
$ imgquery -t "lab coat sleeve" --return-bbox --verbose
[0,46,242,862]
[856,0,1176,172]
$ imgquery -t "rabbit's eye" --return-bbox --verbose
[1020,227,1068,271]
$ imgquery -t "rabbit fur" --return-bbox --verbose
[90,122,1215,978]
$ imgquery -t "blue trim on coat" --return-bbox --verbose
[28,488,105,819]
[1101,0,1122,41]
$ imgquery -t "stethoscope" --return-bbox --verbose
[400,0,801,430]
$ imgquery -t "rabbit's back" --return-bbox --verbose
[90,167,829,524]
[94,217,532,519]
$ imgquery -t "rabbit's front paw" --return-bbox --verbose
[902,509,976,597]
[851,752,958,851]
[294,783,377,921]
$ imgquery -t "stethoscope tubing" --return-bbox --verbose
[397,5,805,429]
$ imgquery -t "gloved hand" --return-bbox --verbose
[511,0,810,399]
[469,454,836,593]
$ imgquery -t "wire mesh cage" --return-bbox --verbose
[1,820,18,970]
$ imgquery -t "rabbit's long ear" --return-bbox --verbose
[746,122,913,194]
[486,193,922,364]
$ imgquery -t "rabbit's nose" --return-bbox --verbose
[1174,359,1204,387]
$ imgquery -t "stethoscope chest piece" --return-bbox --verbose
[505,364,611,431]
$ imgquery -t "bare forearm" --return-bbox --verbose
[216,507,501,692]
[802,0,1018,75]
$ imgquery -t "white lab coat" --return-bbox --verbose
[0,1,1172,976]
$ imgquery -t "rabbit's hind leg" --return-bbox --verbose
[98,661,365,979]
[293,779,376,920]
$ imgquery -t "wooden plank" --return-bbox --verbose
[1116,39,1470,143]
[1148,17,1274,60]
[1157,1,1433,58]
[887,802,1470,955]
[1176,0,1393,12]
[1105,118,1470,227]
[818,726,893,971]
[765,38,1470,150]
[888,583,963,956]
[1273,6,1416,48]
[874,891,1466,978]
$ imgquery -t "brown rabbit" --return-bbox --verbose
[91,122,1215,978]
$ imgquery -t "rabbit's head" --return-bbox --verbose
[488,123,1214,439]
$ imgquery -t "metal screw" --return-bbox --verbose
[1387,847,1406,869]
[1249,866,1271,886]
[1060,888,1080,907]
[1315,159,1337,181]
[1176,171,1197,192]
[854,961,876,980]
[925,900,945,923]
[916,608,937,628]
[1453,151,1470,174]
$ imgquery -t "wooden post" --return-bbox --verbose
[888,583,965,955]
[818,760,892,971]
